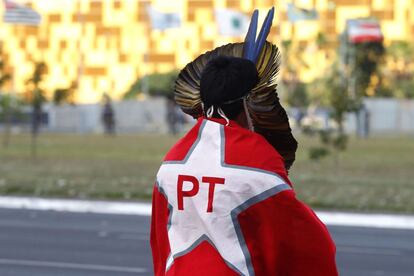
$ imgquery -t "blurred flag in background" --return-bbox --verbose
[147,6,181,30]
[2,0,41,26]
[215,9,249,36]
[346,18,383,44]
[287,3,318,22]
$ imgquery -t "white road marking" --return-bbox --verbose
[316,211,414,230]
[117,233,149,240]
[337,246,402,256]
[0,196,151,216]
[0,258,146,273]
[0,196,414,230]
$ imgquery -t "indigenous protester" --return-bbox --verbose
[151,8,338,276]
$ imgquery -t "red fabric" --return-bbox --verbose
[163,119,202,162]
[151,118,338,275]
[150,186,171,275]
[5,1,19,9]
[237,190,337,275]
[223,122,292,186]
[166,241,239,276]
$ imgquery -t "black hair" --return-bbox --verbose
[200,56,259,119]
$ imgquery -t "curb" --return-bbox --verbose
[0,196,413,230]
[0,196,151,216]
[315,211,414,230]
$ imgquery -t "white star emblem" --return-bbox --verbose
[156,120,291,275]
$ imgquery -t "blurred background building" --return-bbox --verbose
[0,0,413,103]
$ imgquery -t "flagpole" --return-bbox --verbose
[277,4,282,44]
[143,22,150,96]
[76,0,84,102]
[3,0,40,98]
[291,0,296,42]
[141,4,152,96]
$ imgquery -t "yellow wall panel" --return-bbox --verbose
[297,0,315,9]
[195,9,213,23]
[372,0,386,10]
[281,23,292,40]
[294,22,319,40]
[0,0,413,103]
[315,0,329,10]
[382,21,407,40]
[336,6,370,33]
[240,0,252,11]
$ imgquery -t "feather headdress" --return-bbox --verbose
[174,7,298,170]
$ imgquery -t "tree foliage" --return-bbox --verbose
[53,81,77,105]
[0,49,17,148]
[353,42,385,96]
[281,39,309,84]
[281,39,313,110]
[347,41,385,99]
[26,62,47,110]
[381,41,414,99]
[286,81,309,108]
[123,71,179,99]
[0,58,11,87]
[25,62,48,157]
[306,63,358,163]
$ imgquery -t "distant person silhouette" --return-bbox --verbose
[101,93,115,135]
[166,95,184,135]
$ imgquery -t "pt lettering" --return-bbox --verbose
[177,174,225,213]
[177,175,199,211]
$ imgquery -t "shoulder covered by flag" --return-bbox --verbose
[2,0,41,26]
[152,119,338,275]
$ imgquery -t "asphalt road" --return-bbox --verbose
[0,208,413,276]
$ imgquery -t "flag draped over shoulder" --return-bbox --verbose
[147,6,181,30]
[151,118,338,275]
[215,9,249,37]
[2,0,41,26]
[287,3,318,22]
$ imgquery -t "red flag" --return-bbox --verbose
[151,117,338,275]
[3,0,41,26]
[347,19,383,44]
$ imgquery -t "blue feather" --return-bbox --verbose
[253,7,274,63]
[243,9,258,61]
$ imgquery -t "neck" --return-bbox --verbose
[235,112,249,129]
